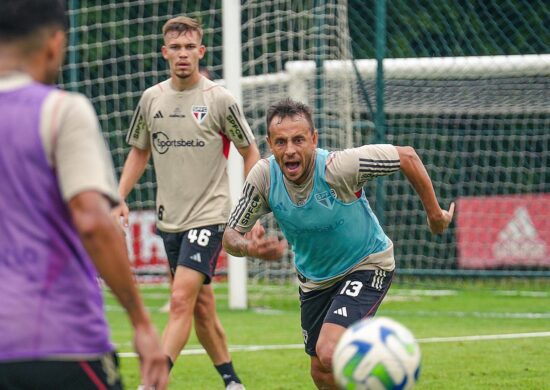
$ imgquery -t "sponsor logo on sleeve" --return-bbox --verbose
[240,194,261,226]
[226,113,245,141]
[359,172,376,181]
[132,116,146,139]
[359,158,400,181]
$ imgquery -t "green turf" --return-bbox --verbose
[105,282,550,389]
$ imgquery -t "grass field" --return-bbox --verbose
[105,281,550,389]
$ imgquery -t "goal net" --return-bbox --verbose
[60,0,550,303]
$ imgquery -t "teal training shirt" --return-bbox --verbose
[268,148,390,281]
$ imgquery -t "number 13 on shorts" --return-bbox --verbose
[340,280,364,297]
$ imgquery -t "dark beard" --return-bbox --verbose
[175,72,191,80]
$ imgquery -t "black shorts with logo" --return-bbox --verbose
[0,351,122,390]
[158,224,225,284]
[300,269,394,356]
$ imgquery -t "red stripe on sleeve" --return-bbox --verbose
[220,131,231,158]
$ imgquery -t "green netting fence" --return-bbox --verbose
[60,0,550,284]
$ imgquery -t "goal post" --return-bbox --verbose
[223,0,247,310]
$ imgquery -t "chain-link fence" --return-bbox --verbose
[61,1,550,287]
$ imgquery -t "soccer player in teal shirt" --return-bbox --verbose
[223,98,453,389]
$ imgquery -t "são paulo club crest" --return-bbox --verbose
[192,105,208,124]
[315,189,337,210]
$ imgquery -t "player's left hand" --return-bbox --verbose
[245,223,288,260]
[427,202,455,234]
[245,221,265,240]
[111,199,130,227]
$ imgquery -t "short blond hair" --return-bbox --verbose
[162,16,203,42]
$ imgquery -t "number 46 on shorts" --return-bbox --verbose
[187,229,212,246]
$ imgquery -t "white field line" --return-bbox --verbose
[418,331,550,343]
[493,290,549,298]
[382,310,550,319]
[117,331,550,358]
[117,344,303,358]
[105,305,550,320]
[107,289,550,303]
[106,288,550,299]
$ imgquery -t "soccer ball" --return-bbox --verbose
[332,317,421,390]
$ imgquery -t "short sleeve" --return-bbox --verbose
[125,95,150,150]
[220,92,255,148]
[227,159,271,232]
[326,145,400,192]
[52,93,119,204]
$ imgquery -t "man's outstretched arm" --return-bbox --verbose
[396,146,454,234]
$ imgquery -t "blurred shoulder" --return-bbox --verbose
[43,90,96,121]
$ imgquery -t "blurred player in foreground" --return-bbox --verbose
[223,98,454,389]
[113,16,259,390]
[0,0,168,389]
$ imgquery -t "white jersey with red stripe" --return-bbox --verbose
[127,76,255,232]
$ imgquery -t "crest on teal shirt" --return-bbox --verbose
[315,190,336,210]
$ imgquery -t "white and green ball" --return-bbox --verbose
[332,317,421,390]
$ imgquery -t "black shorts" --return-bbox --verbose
[300,269,394,356]
[0,351,122,390]
[159,224,225,284]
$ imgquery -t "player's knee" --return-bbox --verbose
[169,289,195,317]
[315,343,334,371]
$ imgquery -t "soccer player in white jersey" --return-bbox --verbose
[223,98,454,389]
[0,1,168,389]
[113,16,260,390]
